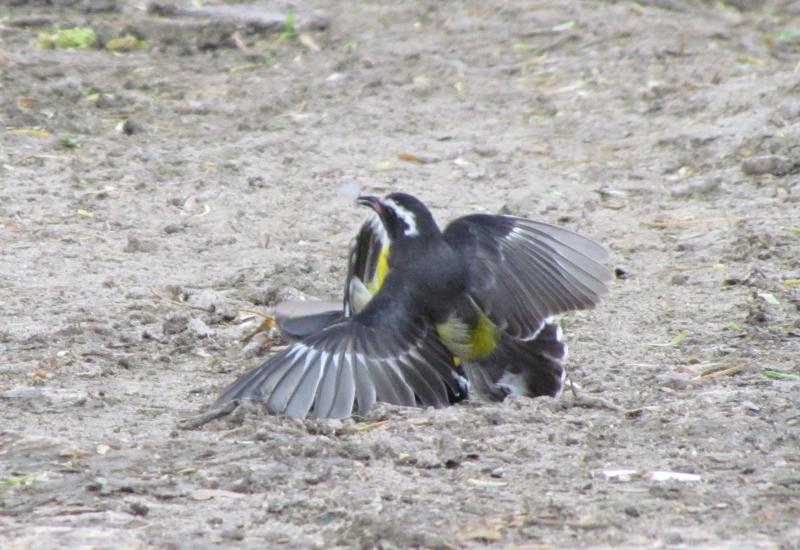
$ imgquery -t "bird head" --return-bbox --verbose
[357,192,438,240]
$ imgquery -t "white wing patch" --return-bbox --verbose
[383,198,419,237]
[348,277,372,314]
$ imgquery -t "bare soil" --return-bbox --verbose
[1,1,799,548]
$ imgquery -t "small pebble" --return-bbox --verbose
[221,528,245,541]
[163,223,185,235]
[490,467,505,478]
[473,144,499,157]
[742,400,761,412]
[124,235,158,253]
[127,502,149,516]
[670,177,721,197]
[624,506,641,518]
[741,155,793,176]
[188,317,213,338]
[162,315,188,335]
[670,274,689,285]
[119,119,145,135]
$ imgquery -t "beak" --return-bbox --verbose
[357,195,384,215]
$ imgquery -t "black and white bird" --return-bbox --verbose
[213,192,611,418]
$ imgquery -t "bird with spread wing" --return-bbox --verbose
[212,192,611,419]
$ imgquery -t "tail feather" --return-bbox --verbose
[463,319,566,401]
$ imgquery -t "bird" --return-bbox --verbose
[212,192,611,419]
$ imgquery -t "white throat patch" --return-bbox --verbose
[382,198,419,237]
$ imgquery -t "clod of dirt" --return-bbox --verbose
[741,155,795,176]
[436,433,465,468]
[163,314,189,335]
[671,273,689,285]
[669,177,721,197]
[220,528,245,541]
[187,317,213,338]
[81,1,120,14]
[745,301,770,327]
[624,505,641,518]
[41,77,84,101]
[127,501,149,517]
[124,235,158,253]
[163,222,186,234]
[118,119,145,135]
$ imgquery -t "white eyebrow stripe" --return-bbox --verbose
[382,198,419,237]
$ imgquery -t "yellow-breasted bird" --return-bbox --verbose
[213,192,611,418]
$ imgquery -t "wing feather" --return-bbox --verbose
[271,213,388,342]
[212,308,464,419]
[344,213,389,315]
[444,214,611,339]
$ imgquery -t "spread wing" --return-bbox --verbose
[443,214,611,339]
[273,213,388,340]
[343,213,389,315]
[213,298,465,419]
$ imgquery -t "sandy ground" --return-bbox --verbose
[1,1,799,548]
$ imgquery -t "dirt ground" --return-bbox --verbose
[1,0,799,548]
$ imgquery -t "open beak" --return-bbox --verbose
[357,195,384,215]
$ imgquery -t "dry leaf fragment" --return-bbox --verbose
[398,152,432,164]
[298,33,321,52]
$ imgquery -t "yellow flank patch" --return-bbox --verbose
[437,310,498,362]
[467,311,498,360]
[368,245,390,294]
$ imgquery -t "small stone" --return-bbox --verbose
[213,236,237,246]
[221,528,245,541]
[473,144,499,157]
[615,267,629,280]
[658,374,690,390]
[669,177,721,197]
[81,0,119,14]
[741,155,794,176]
[127,502,149,516]
[124,235,158,253]
[162,315,188,335]
[742,400,761,412]
[490,467,505,478]
[413,450,442,469]
[42,76,84,101]
[670,274,689,285]
[163,223,185,235]
[624,505,640,518]
[118,119,144,135]
[187,317,213,338]
[437,434,464,468]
